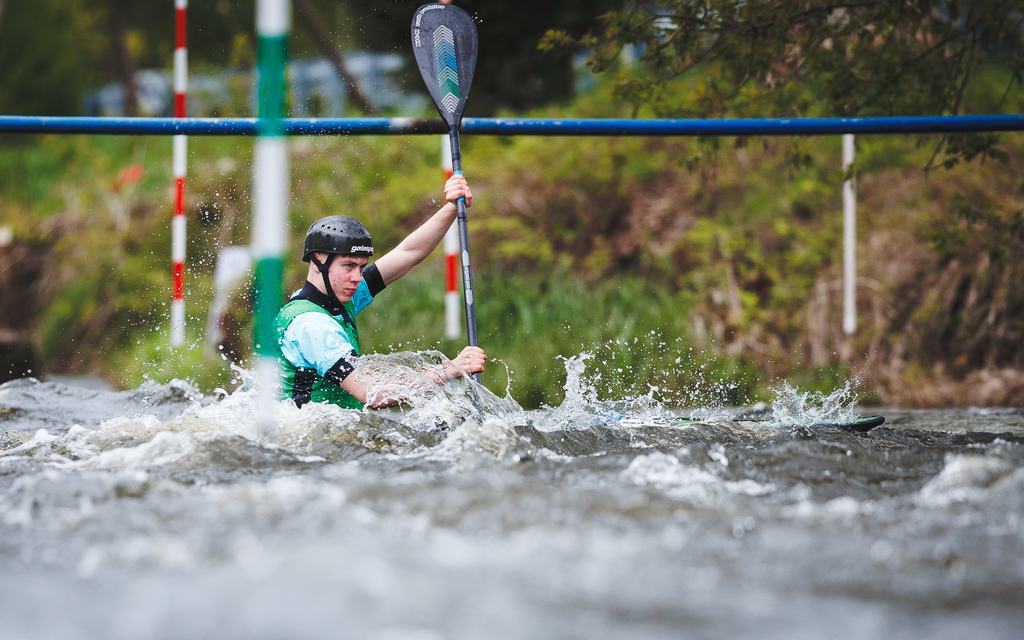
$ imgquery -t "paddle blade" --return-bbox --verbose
[411,3,478,126]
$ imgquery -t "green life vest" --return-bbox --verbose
[273,298,363,409]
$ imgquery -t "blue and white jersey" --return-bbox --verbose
[279,265,384,377]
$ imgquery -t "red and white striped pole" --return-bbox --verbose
[441,135,460,339]
[170,0,188,347]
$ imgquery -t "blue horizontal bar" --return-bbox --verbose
[0,116,442,136]
[0,114,1022,136]
[473,115,1024,136]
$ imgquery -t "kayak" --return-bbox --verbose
[670,414,885,432]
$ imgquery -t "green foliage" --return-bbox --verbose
[4,69,1023,406]
[928,194,1024,264]
[545,0,1024,167]
[0,1,94,115]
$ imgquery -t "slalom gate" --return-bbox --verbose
[1,0,1021,411]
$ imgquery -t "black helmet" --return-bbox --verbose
[302,215,373,261]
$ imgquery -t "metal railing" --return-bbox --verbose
[2,114,1022,136]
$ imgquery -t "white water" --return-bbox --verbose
[0,353,1022,640]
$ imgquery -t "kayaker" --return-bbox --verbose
[273,174,485,409]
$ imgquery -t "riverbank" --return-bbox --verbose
[2,98,1022,407]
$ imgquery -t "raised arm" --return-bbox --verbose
[373,175,472,286]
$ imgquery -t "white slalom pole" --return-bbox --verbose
[206,246,252,354]
[170,0,188,347]
[253,0,290,429]
[441,135,460,339]
[842,133,856,335]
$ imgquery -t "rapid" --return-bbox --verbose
[1,353,1022,639]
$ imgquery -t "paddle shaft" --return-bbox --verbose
[447,125,480,381]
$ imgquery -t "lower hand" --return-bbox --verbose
[446,346,486,378]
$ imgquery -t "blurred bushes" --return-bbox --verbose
[3,77,1023,406]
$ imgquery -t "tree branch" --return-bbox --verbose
[293,0,377,115]
[924,15,980,172]
[108,2,139,117]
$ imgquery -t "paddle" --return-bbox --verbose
[411,2,481,381]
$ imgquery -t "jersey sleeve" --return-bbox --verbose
[351,263,385,316]
[281,312,358,380]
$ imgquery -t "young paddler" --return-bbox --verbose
[273,175,485,408]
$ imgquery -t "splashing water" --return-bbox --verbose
[768,379,860,426]
[542,346,859,429]
[1,350,1022,640]
[356,349,523,429]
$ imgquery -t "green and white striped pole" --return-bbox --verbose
[253,0,289,424]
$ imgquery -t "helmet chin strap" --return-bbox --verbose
[309,254,343,312]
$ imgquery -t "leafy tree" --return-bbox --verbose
[542,0,1024,167]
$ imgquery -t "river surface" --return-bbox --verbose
[0,359,1022,640]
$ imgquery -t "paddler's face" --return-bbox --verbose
[325,254,368,302]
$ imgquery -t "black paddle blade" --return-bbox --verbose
[411,3,478,127]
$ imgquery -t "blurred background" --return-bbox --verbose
[0,0,1022,407]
